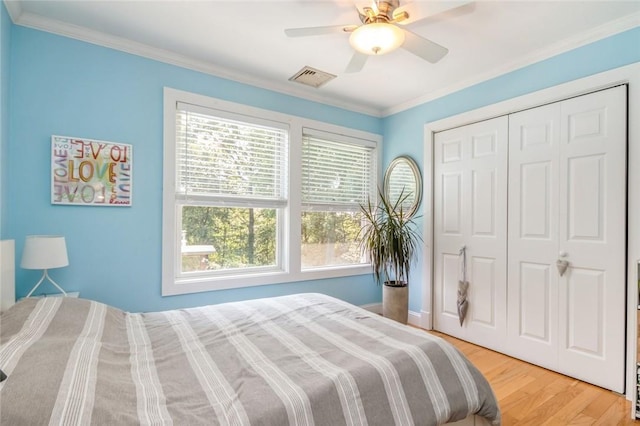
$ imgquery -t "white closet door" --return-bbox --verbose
[507,86,626,392]
[433,116,508,350]
[506,103,561,370]
[557,86,627,392]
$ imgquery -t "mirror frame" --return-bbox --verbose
[383,155,423,217]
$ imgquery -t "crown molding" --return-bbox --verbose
[5,1,638,119]
[9,10,384,118]
[383,12,640,117]
[3,0,21,22]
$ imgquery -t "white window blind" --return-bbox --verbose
[176,102,288,204]
[302,130,376,210]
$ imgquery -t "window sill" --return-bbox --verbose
[162,264,373,296]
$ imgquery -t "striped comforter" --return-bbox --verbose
[0,293,500,425]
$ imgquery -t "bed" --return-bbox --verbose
[0,293,500,425]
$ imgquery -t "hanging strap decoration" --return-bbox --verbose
[457,245,469,326]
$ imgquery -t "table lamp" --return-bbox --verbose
[21,235,68,297]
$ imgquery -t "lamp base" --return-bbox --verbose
[25,269,67,298]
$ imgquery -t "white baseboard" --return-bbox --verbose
[420,310,432,330]
[408,310,422,327]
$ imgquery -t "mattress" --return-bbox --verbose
[0,293,500,425]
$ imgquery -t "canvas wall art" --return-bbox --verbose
[51,135,133,206]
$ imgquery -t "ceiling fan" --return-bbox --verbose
[284,0,470,73]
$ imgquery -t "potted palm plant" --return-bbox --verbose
[359,188,422,324]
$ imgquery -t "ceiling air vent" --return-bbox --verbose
[289,66,336,88]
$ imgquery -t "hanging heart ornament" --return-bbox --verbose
[457,280,469,326]
[556,259,570,277]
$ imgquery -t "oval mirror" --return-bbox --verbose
[383,156,422,217]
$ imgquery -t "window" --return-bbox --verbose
[163,88,380,295]
[175,103,288,276]
[301,130,376,269]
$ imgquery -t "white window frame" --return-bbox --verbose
[300,128,378,271]
[163,88,381,295]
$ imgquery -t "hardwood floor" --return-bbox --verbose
[428,331,638,425]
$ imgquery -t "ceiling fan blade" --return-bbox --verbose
[394,0,473,26]
[284,25,357,37]
[369,0,379,17]
[345,51,369,73]
[401,29,448,63]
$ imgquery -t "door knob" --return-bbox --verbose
[559,251,568,258]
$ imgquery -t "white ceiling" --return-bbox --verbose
[5,1,640,116]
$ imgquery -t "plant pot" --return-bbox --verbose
[383,281,408,324]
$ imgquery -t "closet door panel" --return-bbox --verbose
[465,119,508,350]
[469,256,497,326]
[557,86,627,393]
[518,262,551,341]
[520,162,551,239]
[471,169,496,236]
[566,154,604,241]
[441,252,463,318]
[434,116,508,349]
[442,172,463,235]
[565,267,605,355]
[506,102,560,370]
[434,126,469,338]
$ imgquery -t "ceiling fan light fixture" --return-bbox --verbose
[349,22,405,56]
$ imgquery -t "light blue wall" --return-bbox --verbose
[0,3,10,237]
[383,26,640,312]
[6,20,639,313]
[7,26,382,312]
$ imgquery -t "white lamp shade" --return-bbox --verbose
[349,23,405,55]
[21,235,69,270]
